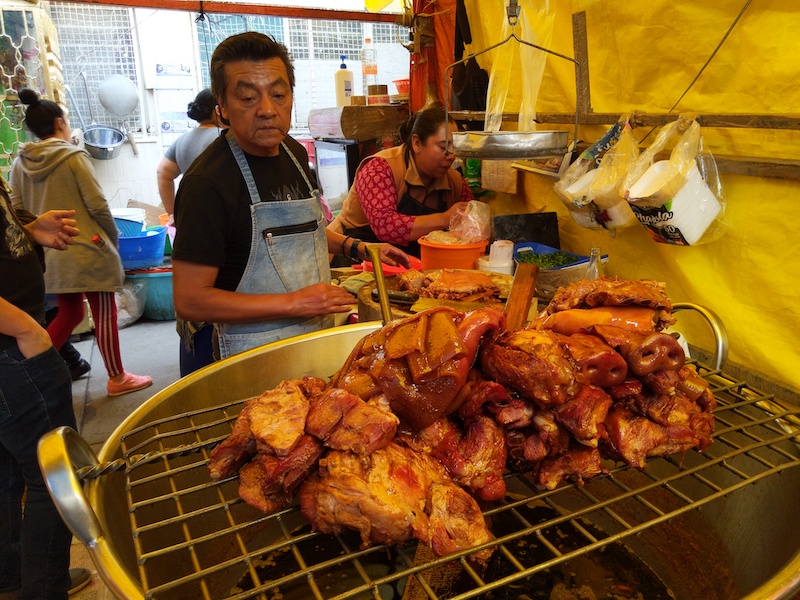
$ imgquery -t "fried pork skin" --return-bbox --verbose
[419,269,501,302]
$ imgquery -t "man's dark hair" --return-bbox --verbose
[210,32,295,103]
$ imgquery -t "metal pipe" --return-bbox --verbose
[64,85,87,131]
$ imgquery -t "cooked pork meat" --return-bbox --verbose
[559,332,628,388]
[538,446,608,491]
[248,379,311,458]
[420,269,501,303]
[336,306,505,430]
[535,306,665,336]
[427,482,494,566]
[305,388,399,454]
[299,443,494,564]
[398,268,429,293]
[603,406,701,469]
[208,403,257,480]
[546,277,673,313]
[554,384,612,446]
[400,414,507,502]
[481,329,578,408]
[238,435,325,513]
[590,324,685,376]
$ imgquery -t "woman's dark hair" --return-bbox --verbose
[19,88,64,139]
[210,32,295,104]
[399,104,454,163]
[186,88,216,123]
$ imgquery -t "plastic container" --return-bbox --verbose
[392,78,410,94]
[514,242,608,300]
[360,38,378,94]
[334,55,354,107]
[418,236,488,270]
[118,226,167,270]
[113,217,144,237]
[125,269,175,320]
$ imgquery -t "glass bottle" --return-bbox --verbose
[584,247,605,280]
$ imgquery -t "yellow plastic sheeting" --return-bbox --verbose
[463,1,800,390]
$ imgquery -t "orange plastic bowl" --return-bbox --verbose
[418,236,488,270]
[393,78,410,95]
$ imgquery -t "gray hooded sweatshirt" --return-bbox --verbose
[10,137,124,293]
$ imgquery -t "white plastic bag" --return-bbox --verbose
[626,118,726,245]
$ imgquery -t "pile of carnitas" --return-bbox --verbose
[208,277,715,566]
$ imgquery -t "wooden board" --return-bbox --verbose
[503,262,539,330]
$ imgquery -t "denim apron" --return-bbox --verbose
[216,132,333,359]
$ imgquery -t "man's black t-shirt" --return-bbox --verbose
[0,190,45,351]
[172,134,315,292]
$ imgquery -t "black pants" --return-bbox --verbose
[44,307,83,367]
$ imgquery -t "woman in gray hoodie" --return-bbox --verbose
[10,89,151,397]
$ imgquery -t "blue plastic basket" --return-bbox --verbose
[114,217,145,238]
[119,226,167,270]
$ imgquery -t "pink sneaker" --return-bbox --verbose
[107,371,153,397]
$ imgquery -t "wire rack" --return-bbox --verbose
[118,360,800,599]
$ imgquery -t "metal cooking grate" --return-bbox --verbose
[118,360,800,599]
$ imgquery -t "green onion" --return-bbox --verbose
[516,250,578,269]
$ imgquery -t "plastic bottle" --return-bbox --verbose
[584,247,605,280]
[334,55,354,107]
[360,38,378,94]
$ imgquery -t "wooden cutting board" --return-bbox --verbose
[503,262,539,330]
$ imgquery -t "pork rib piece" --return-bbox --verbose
[299,443,494,565]
[208,403,257,480]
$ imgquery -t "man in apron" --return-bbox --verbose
[172,32,409,361]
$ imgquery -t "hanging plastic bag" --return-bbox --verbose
[626,118,726,245]
[554,116,629,230]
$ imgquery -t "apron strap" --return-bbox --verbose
[226,131,317,205]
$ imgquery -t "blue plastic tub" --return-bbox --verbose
[113,217,144,237]
[119,226,167,270]
[125,270,175,320]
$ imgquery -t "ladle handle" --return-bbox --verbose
[38,426,145,600]
[366,243,393,325]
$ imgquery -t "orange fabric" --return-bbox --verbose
[410,0,456,111]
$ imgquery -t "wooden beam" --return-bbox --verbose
[59,0,400,22]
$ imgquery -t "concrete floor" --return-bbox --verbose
[66,316,181,599]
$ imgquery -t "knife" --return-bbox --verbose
[370,288,419,305]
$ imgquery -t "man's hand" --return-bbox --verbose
[289,283,356,318]
[26,209,79,250]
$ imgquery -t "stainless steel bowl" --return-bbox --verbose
[83,125,125,160]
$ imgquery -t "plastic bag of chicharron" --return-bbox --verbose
[625,118,726,245]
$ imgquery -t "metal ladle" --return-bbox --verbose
[97,74,140,155]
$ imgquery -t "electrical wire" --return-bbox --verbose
[640,0,754,142]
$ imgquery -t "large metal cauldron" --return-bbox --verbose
[39,322,800,600]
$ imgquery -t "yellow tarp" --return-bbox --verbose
[463,0,800,391]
